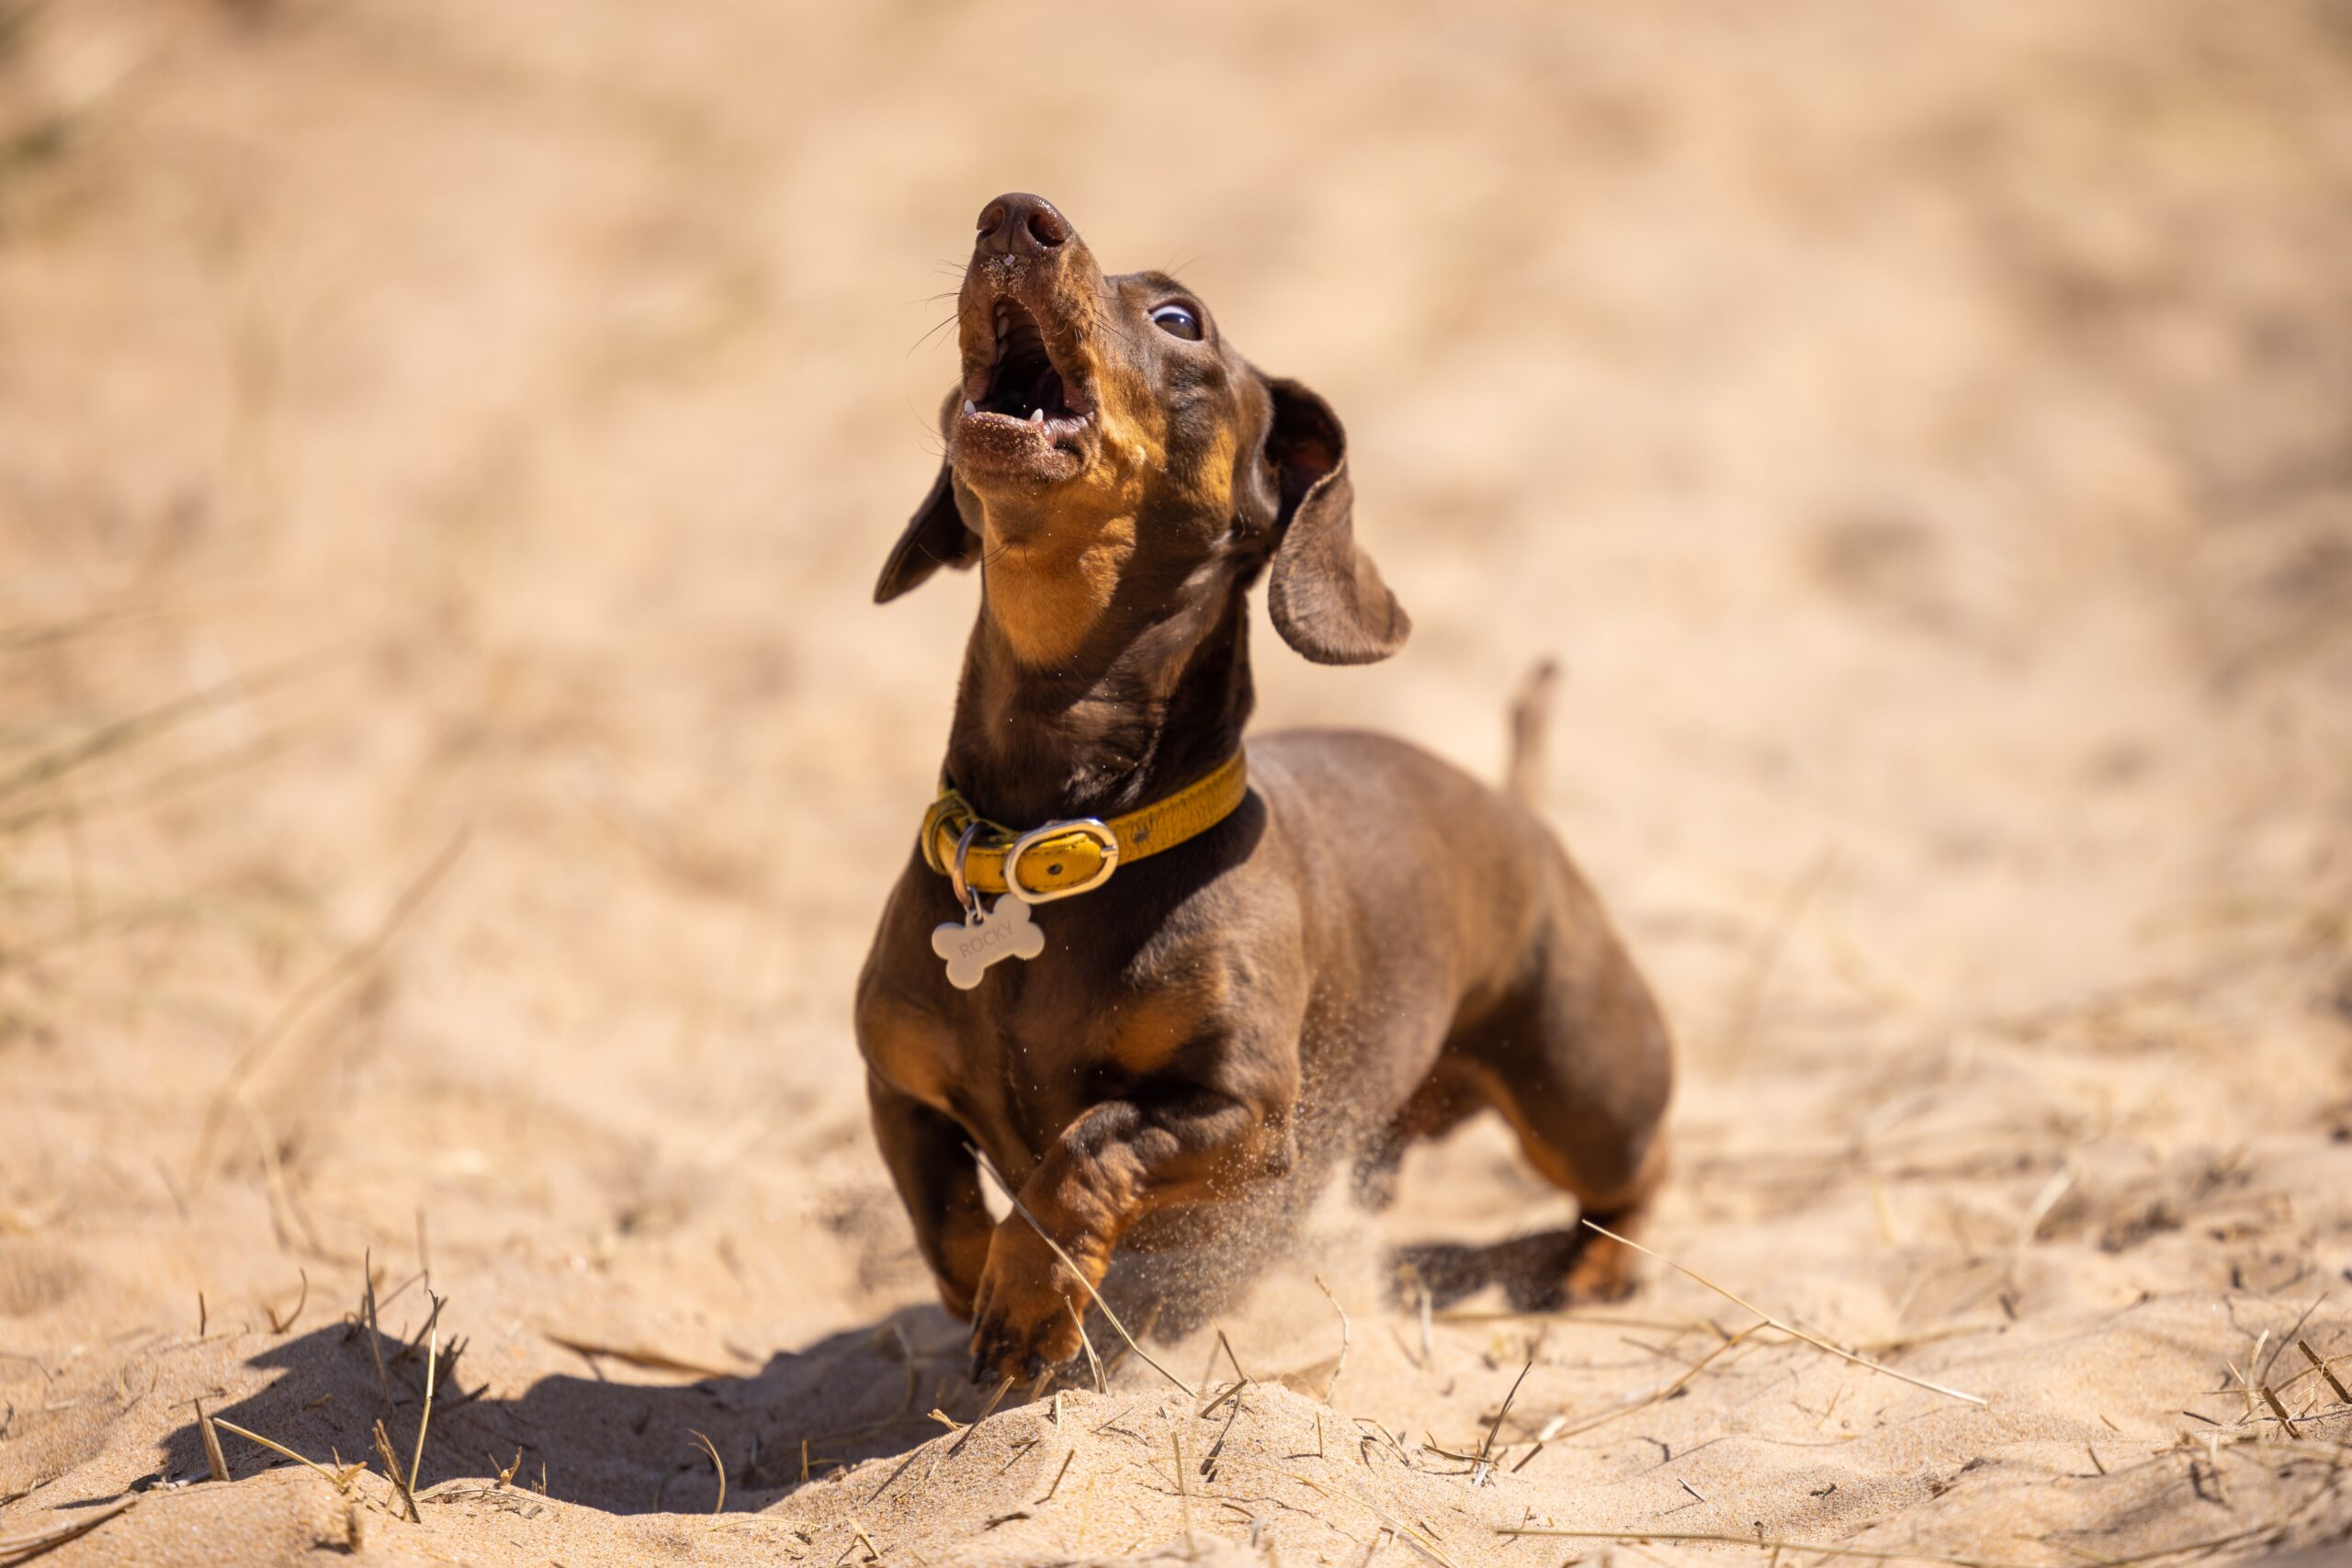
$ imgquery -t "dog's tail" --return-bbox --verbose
[1504,658,1561,808]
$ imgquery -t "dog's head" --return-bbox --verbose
[876,193,1408,669]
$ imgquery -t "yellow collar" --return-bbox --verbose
[919,751,1249,902]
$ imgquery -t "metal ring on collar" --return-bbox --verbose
[947,820,987,915]
[1005,818,1120,903]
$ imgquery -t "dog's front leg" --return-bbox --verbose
[968,1083,1291,1385]
[866,1073,994,1321]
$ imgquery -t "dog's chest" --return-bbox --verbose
[967,957,1199,1091]
[909,945,1221,1161]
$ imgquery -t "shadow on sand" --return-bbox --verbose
[1392,1225,1600,1313]
[158,1303,986,1516]
[155,1219,1579,1515]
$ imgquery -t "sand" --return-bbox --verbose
[3,1,2349,1563]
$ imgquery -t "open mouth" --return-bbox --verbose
[961,298,1092,439]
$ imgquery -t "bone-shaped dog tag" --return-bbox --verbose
[933,894,1046,989]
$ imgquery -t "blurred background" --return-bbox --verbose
[3,0,2349,1561]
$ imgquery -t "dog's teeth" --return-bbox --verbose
[1029,408,1045,424]
[964,400,977,416]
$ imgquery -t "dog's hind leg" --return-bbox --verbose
[1470,895,1674,1304]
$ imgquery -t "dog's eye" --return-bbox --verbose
[1151,303,1203,341]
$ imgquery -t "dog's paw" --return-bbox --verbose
[967,1219,1089,1386]
[1559,1234,1641,1304]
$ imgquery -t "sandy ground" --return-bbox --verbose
[4,2,2352,1564]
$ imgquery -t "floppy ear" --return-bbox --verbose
[1261,377,1409,664]
[874,458,981,604]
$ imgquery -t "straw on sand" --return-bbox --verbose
[1583,1220,1987,1405]
[373,1419,420,1523]
[687,1429,726,1513]
[193,829,470,1177]
[209,1416,367,1496]
[195,1396,232,1483]
[1315,1275,1351,1403]
[1497,1523,2279,1568]
[0,1497,139,1563]
[406,1299,442,1508]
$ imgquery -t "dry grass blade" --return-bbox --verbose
[1554,1322,1760,1442]
[866,1446,931,1506]
[1433,1307,1716,1332]
[974,1374,1015,1421]
[2258,1384,2302,1439]
[1725,841,1838,1059]
[1196,1375,1247,1421]
[407,1297,442,1505]
[2013,1160,2076,1250]
[1497,1528,2024,1567]
[17,724,315,840]
[1214,1325,1251,1384]
[1582,1220,1987,1405]
[1209,1391,1249,1472]
[688,1428,726,1514]
[373,1418,419,1523]
[0,1496,138,1562]
[359,1254,392,1411]
[967,1145,1196,1397]
[542,1333,748,1381]
[1172,1432,1194,1560]
[946,1376,1017,1458]
[1288,1471,1464,1568]
[193,828,471,1177]
[1315,1275,1351,1402]
[239,1095,307,1253]
[2256,1291,2326,1386]
[0,603,158,658]
[1496,1524,2273,1568]
[0,656,311,812]
[265,1269,309,1335]
[209,1416,364,1493]
[1068,1303,1104,1393]
[196,1396,232,1483]
[2301,1339,2350,1404]
[1474,1360,1532,1482]
[1038,1447,1077,1505]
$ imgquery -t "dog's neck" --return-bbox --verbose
[942,560,1253,828]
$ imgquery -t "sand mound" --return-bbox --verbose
[20,1472,359,1568]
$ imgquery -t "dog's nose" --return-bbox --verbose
[976,193,1070,258]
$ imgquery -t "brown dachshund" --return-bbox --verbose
[857,194,1673,1386]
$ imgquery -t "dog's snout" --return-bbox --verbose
[976,193,1070,257]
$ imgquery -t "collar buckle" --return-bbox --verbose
[1006,818,1120,903]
